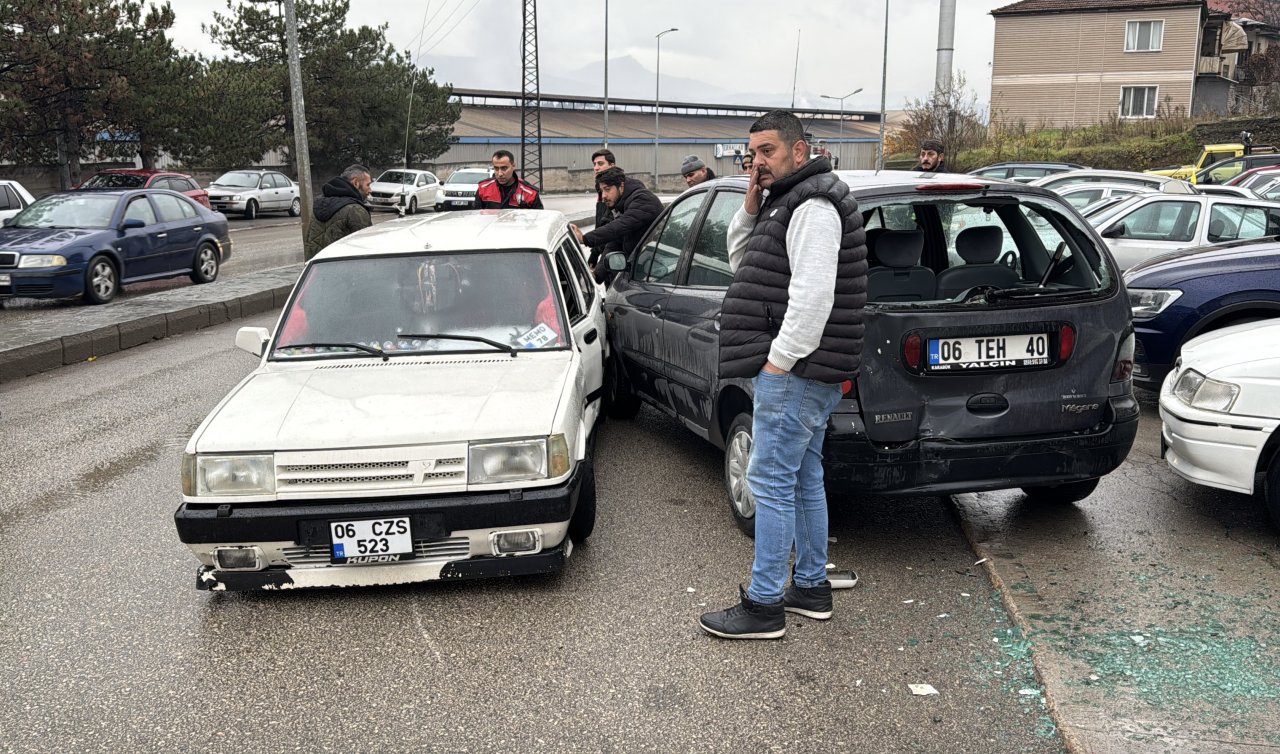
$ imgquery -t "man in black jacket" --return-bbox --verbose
[572,167,662,271]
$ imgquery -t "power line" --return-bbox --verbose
[419,0,478,55]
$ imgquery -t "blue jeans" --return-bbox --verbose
[746,369,844,605]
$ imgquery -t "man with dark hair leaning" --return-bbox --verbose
[591,148,617,227]
[474,149,544,209]
[699,109,868,640]
[571,166,662,272]
[304,164,372,260]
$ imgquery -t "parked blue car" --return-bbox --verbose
[0,189,232,304]
[1124,238,1280,391]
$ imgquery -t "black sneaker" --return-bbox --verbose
[783,580,834,620]
[699,586,786,640]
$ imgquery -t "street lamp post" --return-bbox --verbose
[877,0,889,171]
[654,27,678,192]
[603,0,609,147]
[819,87,863,166]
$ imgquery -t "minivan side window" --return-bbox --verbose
[1207,203,1276,242]
[687,190,743,287]
[645,192,706,284]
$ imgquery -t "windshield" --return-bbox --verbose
[81,173,146,189]
[211,171,261,188]
[273,251,569,359]
[446,171,489,185]
[11,194,118,229]
[376,171,417,185]
[861,193,1112,305]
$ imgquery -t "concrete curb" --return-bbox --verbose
[0,209,599,385]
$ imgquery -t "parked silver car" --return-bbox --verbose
[207,170,300,220]
[0,179,35,221]
[1090,192,1280,269]
[1031,169,1193,194]
[368,168,442,214]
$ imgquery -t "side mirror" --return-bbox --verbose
[120,217,146,231]
[605,252,627,272]
[235,326,271,357]
[1,217,13,227]
[1101,223,1126,239]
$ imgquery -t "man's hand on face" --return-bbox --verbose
[571,224,585,243]
[745,162,764,215]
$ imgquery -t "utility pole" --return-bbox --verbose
[520,0,544,188]
[789,29,801,109]
[283,0,314,242]
[877,0,888,171]
[603,0,609,147]
[935,0,957,146]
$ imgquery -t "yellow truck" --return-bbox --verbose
[1146,136,1276,184]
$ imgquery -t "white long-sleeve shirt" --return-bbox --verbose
[726,197,841,372]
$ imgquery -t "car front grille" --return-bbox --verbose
[281,537,471,565]
[274,447,467,495]
[0,252,16,268]
[445,190,474,198]
[15,283,54,295]
[371,191,396,199]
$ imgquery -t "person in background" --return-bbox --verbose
[473,150,544,209]
[740,152,754,175]
[913,138,947,173]
[681,154,716,187]
[304,164,372,260]
[572,166,662,274]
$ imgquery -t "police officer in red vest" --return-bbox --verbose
[472,149,544,209]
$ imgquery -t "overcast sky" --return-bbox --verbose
[169,0,1009,112]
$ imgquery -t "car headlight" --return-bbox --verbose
[1128,288,1182,319]
[230,195,242,201]
[468,434,570,483]
[17,254,67,268]
[182,453,276,496]
[1172,369,1240,412]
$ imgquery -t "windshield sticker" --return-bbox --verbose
[516,323,559,349]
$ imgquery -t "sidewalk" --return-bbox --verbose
[0,209,598,384]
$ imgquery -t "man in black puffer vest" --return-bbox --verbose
[700,110,867,641]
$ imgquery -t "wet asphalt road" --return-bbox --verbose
[0,313,1063,753]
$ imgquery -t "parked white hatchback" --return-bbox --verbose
[1160,320,1280,528]
[175,210,607,590]
[0,179,36,221]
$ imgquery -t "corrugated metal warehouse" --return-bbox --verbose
[433,88,884,192]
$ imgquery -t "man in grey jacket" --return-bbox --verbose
[304,165,372,260]
[700,110,868,640]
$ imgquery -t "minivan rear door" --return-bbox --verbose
[855,193,1124,445]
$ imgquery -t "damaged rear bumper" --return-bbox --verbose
[824,396,1140,496]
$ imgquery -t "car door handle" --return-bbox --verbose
[156,233,167,238]
[584,329,598,344]
[193,226,202,231]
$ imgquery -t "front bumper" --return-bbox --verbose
[0,266,84,299]
[823,395,1140,495]
[209,199,248,212]
[176,464,584,591]
[368,195,407,211]
[1159,393,1274,496]
[441,196,474,209]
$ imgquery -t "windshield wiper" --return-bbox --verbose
[275,341,388,360]
[399,332,517,357]
[985,286,1091,301]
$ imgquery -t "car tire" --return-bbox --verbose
[604,356,642,419]
[84,255,117,304]
[1021,478,1099,504]
[724,412,756,538]
[1265,452,1280,531]
[568,462,597,542]
[407,197,418,216]
[190,242,219,284]
[288,197,301,217]
[435,203,444,212]
[244,200,258,221]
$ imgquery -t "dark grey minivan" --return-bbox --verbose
[603,171,1139,534]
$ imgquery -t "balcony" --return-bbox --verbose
[1198,55,1224,75]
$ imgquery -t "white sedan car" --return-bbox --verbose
[368,168,442,214]
[1090,192,1280,270]
[0,179,36,221]
[175,210,607,591]
[1160,320,1280,528]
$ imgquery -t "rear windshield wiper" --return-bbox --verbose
[985,286,1092,301]
[274,341,388,360]
[399,332,517,357]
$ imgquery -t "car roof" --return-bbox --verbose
[93,168,183,176]
[971,162,1084,169]
[315,209,571,261]
[1031,169,1169,184]
[704,170,1064,201]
